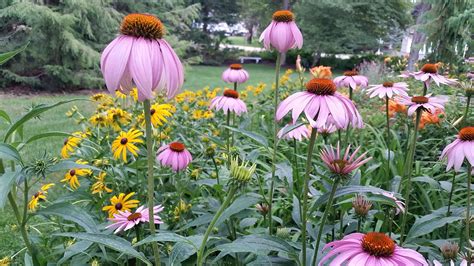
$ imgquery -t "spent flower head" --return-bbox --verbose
[229,157,256,187]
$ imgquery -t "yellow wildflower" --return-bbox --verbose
[111,129,144,162]
[91,172,113,196]
[107,108,131,131]
[60,160,92,190]
[28,183,55,211]
[61,135,81,159]
[102,192,139,218]
[173,199,192,221]
[149,103,173,127]
[89,113,108,127]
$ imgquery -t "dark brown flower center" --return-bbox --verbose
[459,127,474,141]
[305,78,336,95]
[120,138,128,145]
[411,96,429,104]
[272,10,294,22]
[115,203,123,210]
[382,81,394,87]
[127,212,142,221]
[64,138,69,145]
[230,63,242,70]
[223,89,239,99]
[361,232,395,257]
[150,109,156,115]
[169,142,185,152]
[344,70,359,76]
[120,13,164,39]
[69,169,76,176]
[421,63,438,74]
[331,159,347,169]
[34,192,42,198]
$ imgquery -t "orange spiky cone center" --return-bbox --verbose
[361,232,395,257]
[411,96,429,104]
[305,78,336,95]
[169,142,185,152]
[459,127,474,141]
[120,13,164,39]
[421,63,438,74]
[230,64,243,70]
[127,212,142,221]
[344,70,359,76]
[223,89,239,99]
[383,81,394,87]
[272,10,294,22]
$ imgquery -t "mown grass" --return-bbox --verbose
[227,36,261,48]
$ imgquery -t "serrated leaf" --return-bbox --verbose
[0,42,28,65]
[3,99,83,142]
[37,202,99,233]
[0,170,20,208]
[0,143,22,165]
[55,232,151,265]
[215,194,260,227]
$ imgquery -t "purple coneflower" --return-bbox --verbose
[333,70,369,90]
[259,10,303,53]
[221,64,249,84]
[440,126,474,172]
[397,94,448,116]
[317,120,337,135]
[277,123,310,141]
[366,81,409,99]
[377,191,406,215]
[319,232,428,265]
[320,143,371,175]
[276,78,363,129]
[210,89,247,116]
[156,142,192,172]
[403,63,457,88]
[106,205,163,234]
[100,13,184,101]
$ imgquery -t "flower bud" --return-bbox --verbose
[352,194,372,217]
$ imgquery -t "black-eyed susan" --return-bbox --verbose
[89,113,108,127]
[102,192,139,218]
[28,183,54,211]
[149,103,173,127]
[61,135,81,159]
[91,93,114,104]
[111,129,144,162]
[60,160,92,190]
[173,199,191,221]
[91,172,113,196]
[107,107,131,131]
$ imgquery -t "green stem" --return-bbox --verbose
[268,53,282,235]
[8,192,39,265]
[231,82,237,147]
[388,209,394,237]
[422,81,428,95]
[311,177,340,266]
[301,130,317,266]
[143,100,160,266]
[349,86,353,101]
[464,95,471,124]
[212,157,220,186]
[197,186,237,266]
[445,172,456,238]
[467,164,472,263]
[293,139,302,223]
[226,111,231,167]
[400,108,422,244]
[385,96,391,180]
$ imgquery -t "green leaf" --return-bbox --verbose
[25,131,70,145]
[37,202,99,233]
[0,170,20,208]
[215,194,260,227]
[58,240,92,264]
[0,109,11,124]
[134,232,191,247]
[169,235,203,264]
[0,143,22,164]
[3,99,83,142]
[54,232,151,265]
[211,235,297,263]
[0,43,28,65]
[224,126,268,147]
[405,206,467,242]
[312,185,398,211]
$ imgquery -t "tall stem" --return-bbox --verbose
[464,95,471,123]
[385,96,391,179]
[301,130,317,266]
[466,164,472,263]
[293,139,303,222]
[143,100,160,266]
[226,111,231,167]
[445,172,456,238]
[400,108,422,244]
[197,186,237,266]
[422,81,428,95]
[231,82,237,146]
[349,86,353,101]
[311,177,340,266]
[268,53,282,235]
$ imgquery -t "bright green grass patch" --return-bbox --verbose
[227,36,261,48]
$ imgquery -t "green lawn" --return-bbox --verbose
[227,36,261,48]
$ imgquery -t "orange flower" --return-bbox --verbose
[419,108,444,129]
[387,100,407,117]
[309,66,332,79]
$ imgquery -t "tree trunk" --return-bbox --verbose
[312,51,322,67]
[280,0,290,66]
[407,2,431,71]
[246,24,254,44]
